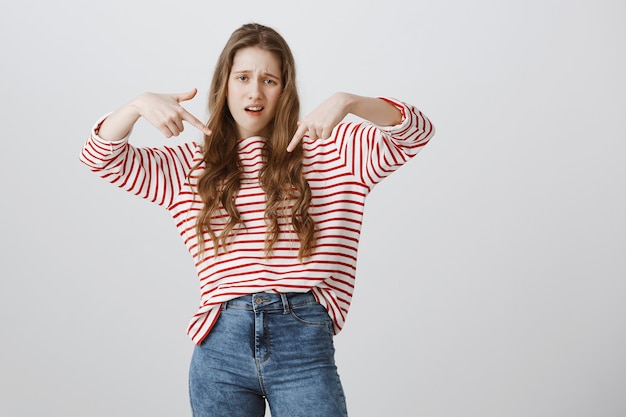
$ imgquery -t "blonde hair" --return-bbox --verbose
[191,23,315,261]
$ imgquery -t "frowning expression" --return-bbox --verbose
[227,46,282,139]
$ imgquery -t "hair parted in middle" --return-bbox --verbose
[191,23,316,261]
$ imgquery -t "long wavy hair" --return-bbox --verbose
[191,23,315,261]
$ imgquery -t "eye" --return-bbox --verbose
[237,75,248,82]
[265,79,278,85]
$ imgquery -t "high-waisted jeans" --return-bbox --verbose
[189,292,348,417]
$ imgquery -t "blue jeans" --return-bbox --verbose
[189,292,348,417]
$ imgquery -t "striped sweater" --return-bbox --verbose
[80,97,434,344]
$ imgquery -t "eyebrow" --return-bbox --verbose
[231,69,281,80]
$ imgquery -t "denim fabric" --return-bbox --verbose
[189,292,348,417]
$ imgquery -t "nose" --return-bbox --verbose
[248,79,263,99]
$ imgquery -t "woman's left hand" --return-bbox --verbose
[287,93,352,152]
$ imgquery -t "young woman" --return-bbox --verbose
[80,23,434,417]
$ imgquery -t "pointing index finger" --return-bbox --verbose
[182,109,212,136]
[287,122,306,152]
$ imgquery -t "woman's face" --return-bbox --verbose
[227,46,282,139]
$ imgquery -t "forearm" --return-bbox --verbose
[343,93,403,127]
[96,98,142,142]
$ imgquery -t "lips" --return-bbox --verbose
[245,106,264,113]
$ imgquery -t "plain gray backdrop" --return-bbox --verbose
[1,0,624,416]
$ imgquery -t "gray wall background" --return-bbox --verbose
[1,0,624,416]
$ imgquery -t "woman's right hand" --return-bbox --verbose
[97,88,211,142]
[132,89,212,138]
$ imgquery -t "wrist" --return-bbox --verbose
[129,93,150,118]
[335,92,357,115]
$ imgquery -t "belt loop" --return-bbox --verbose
[280,293,290,314]
[221,301,228,311]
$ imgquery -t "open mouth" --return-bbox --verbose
[245,106,264,113]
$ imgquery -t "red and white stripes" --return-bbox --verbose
[80,97,434,344]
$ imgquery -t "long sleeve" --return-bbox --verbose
[79,115,200,209]
[332,97,435,190]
